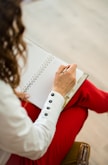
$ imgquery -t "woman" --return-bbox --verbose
[0,0,108,165]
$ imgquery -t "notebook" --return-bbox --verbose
[19,39,88,109]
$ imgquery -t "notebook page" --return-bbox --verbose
[27,57,87,109]
[27,56,66,108]
[19,40,88,109]
[19,41,53,92]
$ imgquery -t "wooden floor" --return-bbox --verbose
[22,0,108,164]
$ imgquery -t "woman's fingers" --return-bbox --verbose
[53,64,77,96]
[14,90,30,101]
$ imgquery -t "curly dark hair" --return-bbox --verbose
[0,0,26,89]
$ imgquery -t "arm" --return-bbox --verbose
[0,64,77,160]
[0,82,64,160]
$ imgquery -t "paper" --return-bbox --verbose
[19,39,88,109]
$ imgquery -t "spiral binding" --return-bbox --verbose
[22,55,54,92]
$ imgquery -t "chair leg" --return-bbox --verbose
[61,141,90,165]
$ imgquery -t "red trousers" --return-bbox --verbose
[6,80,108,165]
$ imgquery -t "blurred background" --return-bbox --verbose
[22,0,108,164]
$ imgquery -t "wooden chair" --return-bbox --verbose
[61,141,90,165]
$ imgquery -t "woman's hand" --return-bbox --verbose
[52,64,77,97]
[14,90,30,101]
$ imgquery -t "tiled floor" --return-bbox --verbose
[22,0,108,164]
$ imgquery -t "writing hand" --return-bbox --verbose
[53,64,77,97]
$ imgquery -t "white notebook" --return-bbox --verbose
[19,39,88,109]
